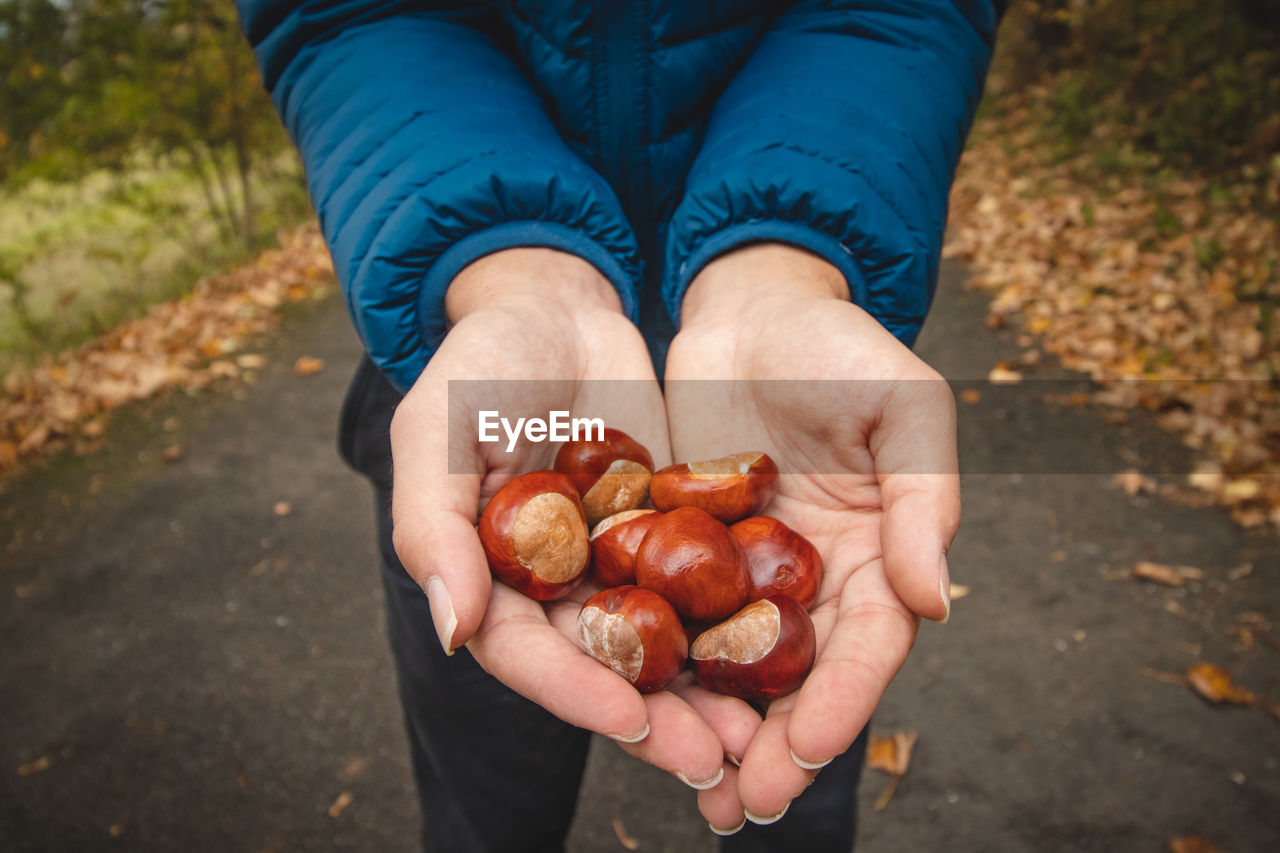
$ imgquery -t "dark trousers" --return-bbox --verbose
[343,357,868,852]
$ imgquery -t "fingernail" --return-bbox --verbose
[709,818,745,837]
[425,576,457,655]
[607,723,650,744]
[939,553,952,625]
[790,748,832,771]
[676,766,724,790]
[744,803,790,826]
[726,753,741,767]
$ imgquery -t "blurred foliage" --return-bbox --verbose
[995,0,1280,182]
[0,0,309,367]
[0,0,289,247]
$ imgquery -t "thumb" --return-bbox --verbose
[392,504,493,654]
[871,373,961,622]
[388,380,493,654]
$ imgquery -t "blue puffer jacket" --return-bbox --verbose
[236,0,1001,391]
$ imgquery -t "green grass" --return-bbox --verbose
[0,150,312,371]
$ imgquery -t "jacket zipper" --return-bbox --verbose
[600,0,648,248]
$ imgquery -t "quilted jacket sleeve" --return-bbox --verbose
[236,1,642,391]
[662,0,1000,346]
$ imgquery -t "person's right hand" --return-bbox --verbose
[388,248,759,793]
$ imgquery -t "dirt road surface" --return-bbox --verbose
[3,264,1276,852]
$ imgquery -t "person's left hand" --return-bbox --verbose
[662,244,960,830]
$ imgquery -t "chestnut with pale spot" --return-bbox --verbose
[589,509,660,587]
[649,451,779,523]
[554,427,654,527]
[690,596,816,700]
[578,586,688,693]
[478,470,590,601]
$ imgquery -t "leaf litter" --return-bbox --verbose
[945,99,1280,533]
[0,225,334,478]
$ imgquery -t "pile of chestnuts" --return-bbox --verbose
[478,428,821,700]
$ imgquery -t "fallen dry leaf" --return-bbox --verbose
[867,731,917,810]
[959,388,982,405]
[1169,837,1222,853]
[1227,563,1254,581]
[611,817,640,850]
[236,353,267,370]
[328,791,353,819]
[17,755,51,776]
[108,824,126,838]
[1186,466,1225,494]
[987,365,1023,384]
[867,731,917,776]
[1133,561,1204,587]
[293,356,325,376]
[1186,663,1255,706]
[1114,469,1157,497]
[949,583,971,600]
[273,501,292,517]
[161,445,183,463]
[1140,667,1187,686]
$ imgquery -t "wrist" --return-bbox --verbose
[445,248,624,324]
[679,243,848,330]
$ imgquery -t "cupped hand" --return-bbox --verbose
[664,244,961,828]
[388,248,759,791]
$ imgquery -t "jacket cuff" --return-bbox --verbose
[414,221,641,380]
[663,220,869,328]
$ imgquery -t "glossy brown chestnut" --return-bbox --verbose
[554,427,654,527]
[730,516,823,608]
[634,506,750,623]
[578,585,688,693]
[478,470,589,601]
[649,451,779,523]
[690,596,816,701]
[589,509,660,588]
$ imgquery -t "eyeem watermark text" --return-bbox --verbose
[478,411,604,452]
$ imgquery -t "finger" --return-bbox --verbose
[698,763,747,836]
[614,690,726,790]
[872,372,960,621]
[786,564,917,769]
[736,702,813,824]
[667,675,763,765]
[467,582,649,742]
[389,376,494,651]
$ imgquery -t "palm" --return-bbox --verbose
[664,298,956,818]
